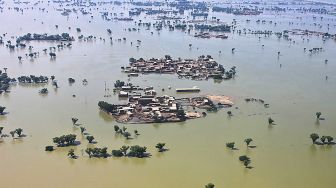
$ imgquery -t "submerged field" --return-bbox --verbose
[0,1,336,188]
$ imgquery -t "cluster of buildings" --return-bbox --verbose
[122,56,236,80]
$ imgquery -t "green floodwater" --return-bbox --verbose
[0,1,336,188]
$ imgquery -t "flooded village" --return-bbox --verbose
[0,0,336,188]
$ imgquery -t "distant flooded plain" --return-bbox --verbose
[0,1,336,188]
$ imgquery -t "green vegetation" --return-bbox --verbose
[155,143,166,152]
[114,125,120,133]
[205,183,215,188]
[112,145,149,158]
[0,106,5,115]
[226,142,235,150]
[53,134,77,147]
[39,88,48,94]
[310,133,319,144]
[310,133,334,145]
[98,101,118,114]
[268,117,274,125]
[326,136,334,143]
[68,78,75,84]
[316,112,322,119]
[120,145,129,156]
[17,75,48,83]
[128,145,148,158]
[244,138,253,146]
[86,136,95,143]
[9,131,15,138]
[71,118,78,125]
[239,155,250,162]
[68,149,77,159]
[123,132,131,139]
[321,136,327,144]
[114,80,125,88]
[15,128,23,137]
[45,146,54,151]
[80,127,86,134]
[85,147,108,158]
[244,160,251,168]
[111,149,124,157]
[239,155,252,168]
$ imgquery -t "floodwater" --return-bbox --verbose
[0,1,335,188]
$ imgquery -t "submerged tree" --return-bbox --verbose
[226,142,235,150]
[114,125,120,133]
[239,155,250,162]
[205,183,215,188]
[53,134,77,147]
[155,143,166,152]
[45,146,54,151]
[71,118,78,126]
[86,136,95,143]
[111,149,124,157]
[80,127,86,134]
[128,145,147,158]
[123,132,131,139]
[244,138,253,146]
[0,127,3,135]
[321,136,327,144]
[244,160,251,168]
[0,106,5,115]
[120,145,129,156]
[316,112,322,119]
[68,149,76,159]
[15,128,23,137]
[9,131,15,138]
[310,133,319,144]
[326,136,334,144]
[268,117,274,125]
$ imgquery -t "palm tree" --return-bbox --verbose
[244,138,253,146]
[316,112,322,119]
[205,183,215,188]
[310,133,319,144]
